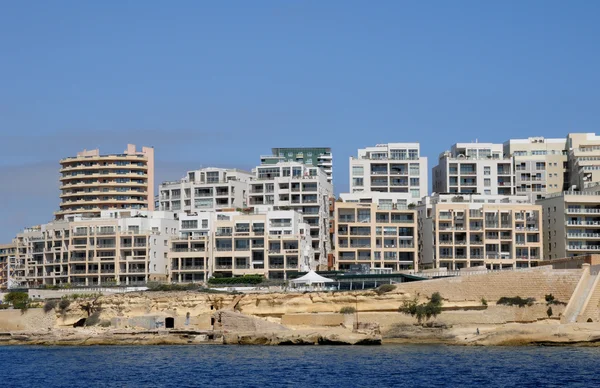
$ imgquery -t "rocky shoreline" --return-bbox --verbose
[2,321,600,347]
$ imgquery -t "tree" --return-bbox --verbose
[399,292,443,324]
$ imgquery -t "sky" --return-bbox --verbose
[1,1,600,241]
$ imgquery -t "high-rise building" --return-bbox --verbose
[248,162,333,267]
[566,133,600,190]
[504,137,568,203]
[57,144,155,219]
[418,194,542,270]
[158,168,253,213]
[537,187,600,260]
[432,142,513,196]
[349,143,428,204]
[169,210,314,282]
[335,202,418,272]
[261,147,333,183]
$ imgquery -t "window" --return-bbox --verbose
[352,166,364,176]
[484,166,491,175]
[410,188,420,198]
[410,178,419,186]
[202,220,208,228]
[182,220,198,229]
[484,178,491,187]
[408,149,419,160]
[409,164,420,176]
[352,178,364,187]
[164,240,167,246]
[484,190,491,195]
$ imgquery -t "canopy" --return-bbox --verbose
[290,270,334,285]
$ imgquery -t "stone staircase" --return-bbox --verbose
[562,264,599,323]
[577,265,600,323]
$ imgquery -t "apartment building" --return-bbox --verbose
[432,142,513,196]
[13,211,178,287]
[0,242,18,289]
[159,168,253,213]
[169,210,314,282]
[57,144,155,219]
[566,133,600,190]
[349,143,428,204]
[339,192,417,210]
[335,202,418,272]
[537,187,600,260]
[248,162,333,267]
[261,147,333,183]
[504,137,568,203]
[419,194,543,270]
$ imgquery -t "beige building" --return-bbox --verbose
[432,142,513,196]
[159,168,253,213]
[169,210,314,282]
[504,137,568,202]
[12,211,177,288]
[538,188,600,260]
[419,194,543,270]
[335,202,418,272]
[57,144,155,219]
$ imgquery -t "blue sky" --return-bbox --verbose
[1,1,600,241]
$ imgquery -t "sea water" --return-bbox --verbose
[1,345,598,387]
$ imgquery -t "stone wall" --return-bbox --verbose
[0,309,55,331]
[393,267,581,303]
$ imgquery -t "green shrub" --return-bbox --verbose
[496,296,535,308]
[481,297,488,306]
[0,304,9,310]
[4,291,28,306]
[375,284,396,295]
[208,275,264,285]
[544,294,566,305]
[399,293,443,324]
[340,306,356,314]
[148,283,204,292]
[43,300,58,313]
[58,299,71,311]
[547,306,553,317]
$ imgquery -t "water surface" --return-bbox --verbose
[2,345,598,387]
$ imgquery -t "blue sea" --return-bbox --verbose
[1,345,598,387]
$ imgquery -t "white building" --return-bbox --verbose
[158,168,253,213]
[504,137,568,203]
[432,142,513,196]
[248,162,333,267]
[349,143,428,204]
[566,133,600,190]
[12,210,179,287]
[169,210,314,282]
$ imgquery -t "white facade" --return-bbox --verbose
[504,137,567,203]
[432,142,513,196]
[566,133,600,190]
[339,192,413,210]
[248,162,333,267]
[169,210,315,282]
[159,168,253,213]
[12,210,179,287]
[349,143,428,204]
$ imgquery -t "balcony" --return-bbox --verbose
[567,233,600,239]
[215,265,233,269]
[568,245,600,251]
